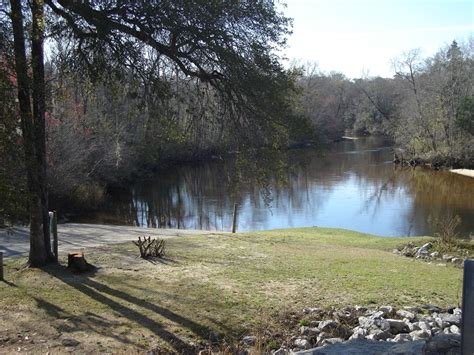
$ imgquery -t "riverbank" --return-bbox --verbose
[450,169,474,178]
[0,227,465,353]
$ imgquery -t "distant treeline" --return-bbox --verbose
[296,39,474,167]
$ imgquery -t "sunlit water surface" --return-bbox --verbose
[72,138,474,237]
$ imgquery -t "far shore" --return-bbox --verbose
[450,169,474,178]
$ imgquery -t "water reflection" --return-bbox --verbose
[73,138,474,237]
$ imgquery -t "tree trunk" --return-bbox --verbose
[10,0,53,266]
[31,0,54,262]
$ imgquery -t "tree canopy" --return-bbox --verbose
[3,0,296,266]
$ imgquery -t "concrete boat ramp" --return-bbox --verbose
[0,223,225,257]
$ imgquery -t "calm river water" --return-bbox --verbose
[73,137,474,237]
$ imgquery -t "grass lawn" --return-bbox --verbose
[0,227,464,353]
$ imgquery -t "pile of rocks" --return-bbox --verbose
[393,242,465,266]
[272,305,462,353]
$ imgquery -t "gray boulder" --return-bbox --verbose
[437,313,461,326]
[366,330,391,341]
[349,327,367,340]
[318,320,337,332]
[379,306,393,315]
[409,329,431,340]
[320,338,344,346]
[449,325,460,335]
[393,333,413,342]
[242,335,257,346]
[294,338,311,350]
[386,319,409,334]
[396,310,415,320]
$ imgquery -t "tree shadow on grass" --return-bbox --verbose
[33,297,137,347]
[144,256,179,265]
[42,264,217,353]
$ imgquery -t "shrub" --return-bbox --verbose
[133,236,166,258]
[429,214,462,251]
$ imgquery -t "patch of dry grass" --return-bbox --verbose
[0,228,464,353]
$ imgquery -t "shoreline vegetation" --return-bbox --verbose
[0,226,469,353]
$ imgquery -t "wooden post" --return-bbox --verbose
[231,203,238,233]
[462,259,474,354]
[52,210,58,262]
[0,252,4,281]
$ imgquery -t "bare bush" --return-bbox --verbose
[429,214,462,249]
[133,236,166,259]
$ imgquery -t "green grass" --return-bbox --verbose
[0,228,465,353]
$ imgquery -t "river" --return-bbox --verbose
[72,137,474,237]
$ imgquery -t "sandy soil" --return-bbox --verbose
[449,169,474,178]
[0,223,228,257]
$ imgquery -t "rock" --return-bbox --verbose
[453,307,462,316]
[316,332,329,344]
[449,325,460,335]
[435,317,449,329]
[318,320,337,332]
[301,326,320,336]
[348,327,367,340]
[292,338,426,354]
[377,318,390,332]
[367,329,391,341]
[442,255,454,261]
[358,315,389,332]
[400,245,417,257]
[272,348,289,355]
[438,313,461,326]
[396,310,415,320]
[429,251,440,258]
[387,319,409,334]
[303,307,322,314]
[358,316,374,329]
[407,321,421,332]
[443,327,451,334]
[369,311,385,319]
[379,305,394,315]
[242,336,257,346]
[451,257,463,265]
[419,315,434,322]
[294,338,310,350]
[61,338,80,347]
[409,329,431,340]
[321,338,344,346]
[416,242,432,256]
[393,333,412,342]
[417,321,431,331]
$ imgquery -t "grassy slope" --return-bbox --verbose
[0,228,464,353]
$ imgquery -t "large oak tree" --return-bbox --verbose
[6,0,294,266]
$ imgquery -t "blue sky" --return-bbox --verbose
[280,0,473,78]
